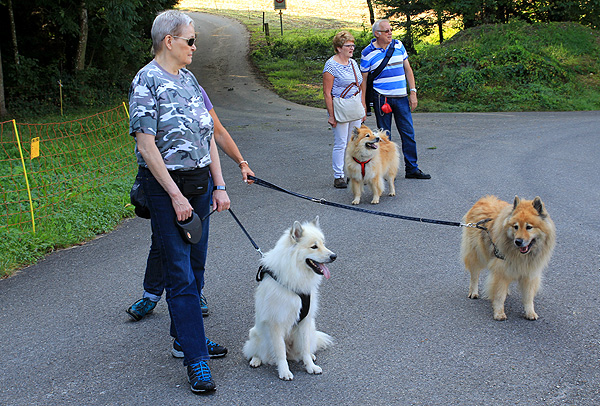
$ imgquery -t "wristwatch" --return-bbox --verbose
[410,88,417,93]
[213,185,226,191]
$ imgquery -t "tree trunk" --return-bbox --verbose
[75,1,89,71]
[437,9,444,44]
[366,0,376,25]
[7,0,19,65]
[404,12,416,55]
[0,49,8,118]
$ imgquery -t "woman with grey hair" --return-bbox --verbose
[128,9,253,394]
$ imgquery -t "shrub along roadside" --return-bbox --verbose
[413,20,600,112]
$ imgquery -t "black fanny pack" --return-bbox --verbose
[170,167,210,197]
[130,176,151,219]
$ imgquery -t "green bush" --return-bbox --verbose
[413,20,599,111]
[249,18,599,112]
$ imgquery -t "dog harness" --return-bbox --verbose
[352,157,371,178]
[256,265,311,323]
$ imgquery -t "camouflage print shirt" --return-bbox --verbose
[129,60,214,171]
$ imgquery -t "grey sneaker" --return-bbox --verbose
[126,298,157,321]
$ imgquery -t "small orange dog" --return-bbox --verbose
[344,124,400,205]
[461,195,556,320]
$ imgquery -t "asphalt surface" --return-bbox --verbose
[1,12,599,406]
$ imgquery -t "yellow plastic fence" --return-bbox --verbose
[0,104,136,232]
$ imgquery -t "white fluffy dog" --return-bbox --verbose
[243,217,336,380]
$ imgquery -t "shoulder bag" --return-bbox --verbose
[332,60,365,123]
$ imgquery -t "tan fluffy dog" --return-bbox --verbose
[344,124,400,205]
[461,195,556,321]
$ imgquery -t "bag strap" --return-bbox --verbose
[369,39,396,82]
[340,60,360,98]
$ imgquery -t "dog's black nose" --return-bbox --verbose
[514,239,524,247]
[330,253,337,262]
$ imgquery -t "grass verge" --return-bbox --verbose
[1,108,137,277]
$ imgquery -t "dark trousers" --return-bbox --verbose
[373,92,420,173]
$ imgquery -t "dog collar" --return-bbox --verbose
[256,265,311,323]
[353,157,372,178]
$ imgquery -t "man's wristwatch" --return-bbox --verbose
[410,88,417,93]
[213,185,226,191]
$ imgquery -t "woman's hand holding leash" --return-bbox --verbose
[239,161,255,184]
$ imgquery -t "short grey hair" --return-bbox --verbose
[372,19,389,36]
[151,10,194,55]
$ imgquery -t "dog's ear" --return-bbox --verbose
[311,216,320,227]
[291,221,303,242]
[351,126,360,141]
[512,195,521,210]
[532,196,547,218]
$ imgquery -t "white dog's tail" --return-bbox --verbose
[316,331,334,351]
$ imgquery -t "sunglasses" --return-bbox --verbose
[377,29,393,33]
[342,44,356,48]
[172,35,196,47]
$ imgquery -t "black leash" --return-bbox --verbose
[246,175,505,260]
[249,175,475,229]
[227,208,264,257]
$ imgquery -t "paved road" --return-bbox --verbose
[1,12,599,406]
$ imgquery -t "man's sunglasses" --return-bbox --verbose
[172,36,196,47]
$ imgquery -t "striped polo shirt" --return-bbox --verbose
[360,39,409,97]
[323,57,362,98]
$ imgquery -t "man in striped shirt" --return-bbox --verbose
[360,19,431,179]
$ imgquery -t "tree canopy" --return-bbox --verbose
[0,0,178,117]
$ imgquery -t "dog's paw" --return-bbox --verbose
[493,311,507,321]
[306,364,322,375]
[467,292,479,299]
[249,357,262,368]
[278,368,294,381]
[524,311,539,320]
[351,198,360,205]
[388,191,396,196]
[370,197,380,204]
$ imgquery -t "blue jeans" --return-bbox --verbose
[373,92,419,173]
[138,167,210,365]
[142,176,213,302]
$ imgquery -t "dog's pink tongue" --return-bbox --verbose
[319,264,331,279]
